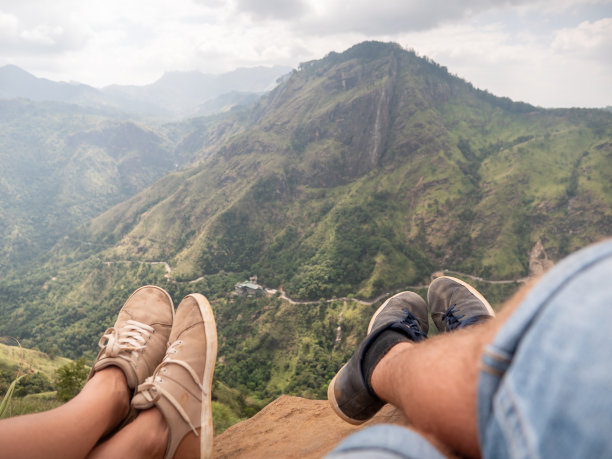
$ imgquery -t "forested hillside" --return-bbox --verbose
[1,41,611,415]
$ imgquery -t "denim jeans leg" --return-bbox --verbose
[478,239,612,458]
[325,424,446,459]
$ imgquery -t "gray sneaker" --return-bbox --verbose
[427,276,495,332]
[327,291,428,424]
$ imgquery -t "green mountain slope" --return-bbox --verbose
[0,41,610,406]
[0,99,251,271]
[70,42,611,296]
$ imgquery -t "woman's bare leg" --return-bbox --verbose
[0,367,129,459]
[87,408,168,459]
[87,409,205,459]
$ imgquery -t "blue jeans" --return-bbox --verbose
[327,239,612,458]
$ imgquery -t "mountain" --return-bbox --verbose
[0,64,290,119]
[0,65,103,106]
[0,41,611,418]
[102,66,292,118]
[0,98,249,271]
[66,42,612,294]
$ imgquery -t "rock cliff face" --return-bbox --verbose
[213,395,407,458]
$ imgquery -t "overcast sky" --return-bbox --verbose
[0,0,611,108]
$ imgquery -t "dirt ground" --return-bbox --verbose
[213,395,408,458]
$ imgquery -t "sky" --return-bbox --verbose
[0,0,611,108]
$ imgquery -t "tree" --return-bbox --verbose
[55,358,88,401]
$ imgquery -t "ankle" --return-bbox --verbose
[370,341,414,400]
[363,330,415,395]
[85,366,131,427]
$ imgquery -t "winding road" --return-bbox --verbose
[103,259,528,306]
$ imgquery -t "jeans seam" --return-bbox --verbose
[499,382,538,459]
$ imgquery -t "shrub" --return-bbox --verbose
[55,358,88,401]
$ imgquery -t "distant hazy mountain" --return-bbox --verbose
[0,64,104,106]
[0,64,291,119]
[102,66,292,118]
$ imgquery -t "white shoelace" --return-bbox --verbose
[137,339,207,436]
[98,319,155,360]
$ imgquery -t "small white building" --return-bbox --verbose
[234,276,263,297]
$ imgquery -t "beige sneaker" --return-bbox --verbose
[90,285,175,391]
[132,293,218,459]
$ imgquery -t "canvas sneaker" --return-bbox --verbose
[132,293,217,459]
[327,291,428,425]
[90,285,175,392]
[427,276,495,332]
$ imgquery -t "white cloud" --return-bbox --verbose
[553,17,612,57]
[234,0,309,20]
[0,11,18,38]
[0,0,610,107]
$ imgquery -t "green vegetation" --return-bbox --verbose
[55,358,89,401]
[0,341,72,418]
[0,41,610,431]
[0,392,62,419]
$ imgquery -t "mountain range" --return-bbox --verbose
[0,41,611,422]
[0,64,291,119]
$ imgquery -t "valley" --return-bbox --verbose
[1,41,611,434]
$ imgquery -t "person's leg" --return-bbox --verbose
[0,367,129,459]
[371,279,534,458]
[87,407,168,459]
[87,407,205,459]
[370,323,494,457]
[477,239,612,458]
[328,276,532,458]
[87,292,216,459]
[0,286,174,459]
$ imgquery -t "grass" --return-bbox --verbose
[1,392,63,419]
[0,342,72,381]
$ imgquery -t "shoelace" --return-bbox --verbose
[400,310,428,340]
[442,304,488,330]
[98,319,155,360]
[136,340,207,436]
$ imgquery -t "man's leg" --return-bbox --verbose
[328,276,533,458]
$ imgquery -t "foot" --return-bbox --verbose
[132,293,217,459]
[90,286,175,391]
[88,286,174,440]
[427,276,495,332]
[327,291,428,424]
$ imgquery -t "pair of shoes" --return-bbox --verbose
[89,286,217,459]
[327,276,494,424]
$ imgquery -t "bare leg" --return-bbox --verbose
[0,367,129,459]
[371,281,535,458]
[88,409,201,459]
[87,408,168,459]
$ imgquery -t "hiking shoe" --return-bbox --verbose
[90,285,175,392]
[428,276,495,332]
[327,291,428,425]
[132,293,217,459]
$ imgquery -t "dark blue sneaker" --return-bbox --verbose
[428,276,495,332]
[327,291,428,424]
